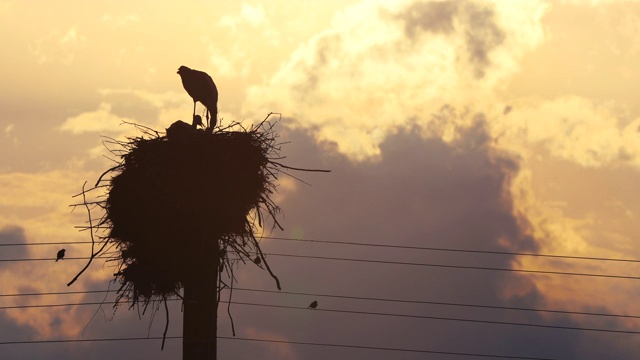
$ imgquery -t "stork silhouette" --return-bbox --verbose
[177,65,218,132]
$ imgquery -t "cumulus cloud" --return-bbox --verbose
[58,103,133,134]
[213,3,280,78]
[240,3,267,27]
[213,121,639,359]
[243,0,546,160]
[28,26,86,65]
[497,96,640,168]
[0,225,28,268]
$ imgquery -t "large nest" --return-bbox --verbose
[70,116,287,309]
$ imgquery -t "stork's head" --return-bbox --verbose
[177,65,191,74]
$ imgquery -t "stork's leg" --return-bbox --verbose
[211,107,218,129]
[191,101,197,126]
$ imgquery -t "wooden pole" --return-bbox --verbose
[183,239,219,360]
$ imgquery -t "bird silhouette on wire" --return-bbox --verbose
[56,249,66,262]
[177,65,218,132]
[308,300,318,309]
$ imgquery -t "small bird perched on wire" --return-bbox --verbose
[56,249,66,262]
[308,300,318,309]
[177,65,218,132]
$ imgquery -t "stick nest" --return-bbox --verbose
[71,116,285,309]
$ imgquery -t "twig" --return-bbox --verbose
[271,161,331,173]
[254,235,281,290]
[161,296,169,350]
[67,182,109,287]
[227,276,236,336]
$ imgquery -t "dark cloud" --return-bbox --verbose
[397,0,505,78]
[101,92,160,124]
[400,0,458,37]
[0,225,28,268]
[212,117,637,359]
[463,3,505,78]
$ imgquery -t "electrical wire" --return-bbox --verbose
[1,298,638,335]
[3,287,638,320]
[263,236,640,263]
[0,335,560,360]
[232,288,640,320]
[230,301,640,335]
[264,253,640,281]
[2,235,639,263]
[1,252,639,281]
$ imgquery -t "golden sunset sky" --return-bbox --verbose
[2,1,640,359]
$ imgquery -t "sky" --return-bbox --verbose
[2,0,640,359]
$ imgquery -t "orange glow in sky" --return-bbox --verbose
[1,1,640,359]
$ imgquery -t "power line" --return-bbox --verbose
[0,335,559,360]
[221,336,560,360]
[0,300,176,310]
[264,236,640,263]
[1,298,638,336]
[0,257,110,262]
[0,241,92,247]
[1,252,639,281]
[230,301,640,336]
[265,253,640,281]
[232,288,640,320]
[0,289,111,297]
[3,235,640,264]
[3,287,638,320]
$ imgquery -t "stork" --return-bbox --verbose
[177,65,218,132]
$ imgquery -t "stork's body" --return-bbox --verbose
[177,65,218,131]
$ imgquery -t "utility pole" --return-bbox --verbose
[182,236,220,360]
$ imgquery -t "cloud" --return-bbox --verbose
[242,0,546,160]
[216,120,639,359]
[0,225,28,268]
[59,27,80,45]
[3,123,18,145]
[212,3,280,79]
[59,103,138,134]
[241,3,267,27]
[498,96,640,168]
[399,0,506,78]
[28,26,86,65]
[100,13,139,28]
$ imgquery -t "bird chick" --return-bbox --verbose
[177,66,218,131]
[192,114,204,129]
[56,249,66,262]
